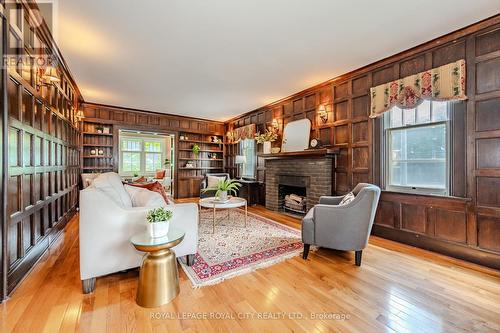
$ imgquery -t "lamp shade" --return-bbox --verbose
[235,155,246,164]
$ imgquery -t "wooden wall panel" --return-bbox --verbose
[476,98,500,131]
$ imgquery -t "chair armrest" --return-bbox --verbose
[319,195,344,205]
[200,180,207,190]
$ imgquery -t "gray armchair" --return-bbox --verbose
[302,183,381,266]
[200,173,231,198]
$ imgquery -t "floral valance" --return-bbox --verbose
[370,59,467,118]
[228,124,256,143]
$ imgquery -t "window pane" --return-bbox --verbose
[390,107,402,128]
[121,139,141,151]
[145,153,162,172]
[145,141,161,152]
[122,152,141,172]
[403,108,415,126]
[432,101,448,121]
[389,123,446,189]
[416,100,431,124]
[241,139,256,178]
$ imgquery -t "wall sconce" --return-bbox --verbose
[76,109,85,122]
[318,104,328,123]
[36,66,60,91]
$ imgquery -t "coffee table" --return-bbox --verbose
[198,197,248,233]
[130,227,185,307]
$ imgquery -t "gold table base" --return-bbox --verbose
[134,240,182,308]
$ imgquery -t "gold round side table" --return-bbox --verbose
[130,228,185,308]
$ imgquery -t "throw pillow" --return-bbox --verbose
[135,176,147,183]
[125,185,167,207]
[155,169,166,179]
[129,181,173,205]
[207,175,225,189]
[339,192,355,205]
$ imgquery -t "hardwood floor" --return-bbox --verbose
[1,202,499,333]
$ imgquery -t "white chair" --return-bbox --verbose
[79,172,198,293]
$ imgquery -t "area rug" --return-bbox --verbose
[178,208,303,287]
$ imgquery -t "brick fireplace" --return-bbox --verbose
[264,155,334,213]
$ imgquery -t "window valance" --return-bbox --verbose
[370,59,466,118]
[228,124,256,143]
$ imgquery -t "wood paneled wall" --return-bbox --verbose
[1,1,83,299]
[225,15,500,269]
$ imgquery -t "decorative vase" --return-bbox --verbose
[147,221,170,238]
[219,190,228,201]
[90,149,96,155]
[263,141,272,154]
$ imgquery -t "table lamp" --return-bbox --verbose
[235,155,246,180]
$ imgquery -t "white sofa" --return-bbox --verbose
[79,173,198,293]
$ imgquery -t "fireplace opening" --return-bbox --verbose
[279,184,307,216]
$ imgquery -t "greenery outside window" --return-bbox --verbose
[383,101,450,195]
[119,134,166,176]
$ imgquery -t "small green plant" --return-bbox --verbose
[133,173,139,177]
[95,125,104,132]
[255,128,278,144]
[164,158,171,166]
[146,207,173,223]
[192,143,200,156]
[202,179,241,197]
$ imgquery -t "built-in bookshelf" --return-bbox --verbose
[177,132,224,197]
[81,121,114,172]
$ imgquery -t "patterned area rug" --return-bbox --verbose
[179,208,303,287]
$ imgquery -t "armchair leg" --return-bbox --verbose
[82,278,96,294]
[186,254,195,266]
[355,250,362,266]
[303,244,311,260]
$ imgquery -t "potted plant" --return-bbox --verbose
[255,128,278,154]
[146,207,173,238]
[95,125,104,134]
[192,143,200,157]
[202,179,241,202]
[164,158,171,166]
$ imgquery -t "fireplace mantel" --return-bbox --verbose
[258,148,339,159]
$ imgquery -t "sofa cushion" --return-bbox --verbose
[339,192,355,205]
[124,185,166,207]
[92,172,133,208]
[207,175,225,188]
[129,181,173,205]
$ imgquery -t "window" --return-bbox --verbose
[383,101,449,195]
[240,139,256,179]
[119,134,166,176]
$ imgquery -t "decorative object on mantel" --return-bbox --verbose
[271,147,281,154]
[310,138,321,148]
[146,207,173,238]
[179,209,304,288]
[271,118,280,132]
[318,104,328,123]
[255,128,278,154]
[281,118,311,153]
[370,59,467,118]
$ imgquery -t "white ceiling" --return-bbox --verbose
[54,0,499,121]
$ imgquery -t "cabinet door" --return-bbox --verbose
[178,178,202,198]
